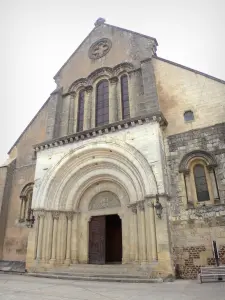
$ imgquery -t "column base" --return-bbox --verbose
[49,259,56,266]
[64,259,71,266]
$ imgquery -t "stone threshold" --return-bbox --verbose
[34,112,167,152]
[25,272,165,283]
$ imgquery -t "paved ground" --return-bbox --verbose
[0,274,224,300]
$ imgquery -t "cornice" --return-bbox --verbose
[33,112,167,152]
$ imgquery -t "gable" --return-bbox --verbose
[55,23,157,93]
[153,57,225,136]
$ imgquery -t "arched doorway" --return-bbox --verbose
[88,214,122,264]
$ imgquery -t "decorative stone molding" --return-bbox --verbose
[88,191,121,210]
[130,205,137,214]
[68,63,135,92]
[138,201,145,211]
[34,210,45,218]
[34,112,167,152]
[179,150,217,173]
[66,212,74,220]
[88,38,112,60]
[109,76,118,84]
[52,211,60,219]
[85,85,93,93]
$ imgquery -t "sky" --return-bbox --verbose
[0,0,224,164]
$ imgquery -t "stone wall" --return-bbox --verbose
[153,57,225,136]
[165,123,225,278]
[56,23,157,92]
[0,160,16,259]
[2,103,48,261]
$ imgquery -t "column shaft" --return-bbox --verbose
[145,203,152,262]
[83,86,93,130]
[65,213,73,265]
[36,212,44,261]
[50,212,59,263]
[109,77,118,123]
[71,213,78,263]
[150,202,157,260]
[131,205,138,262]
[137,202,147,262]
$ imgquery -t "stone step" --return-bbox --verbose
[26,272,163,283]
[43,271,149,279]
[52,264,153,277]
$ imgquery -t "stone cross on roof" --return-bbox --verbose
[94,18,106,27]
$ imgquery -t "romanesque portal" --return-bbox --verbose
[26,142,174,277]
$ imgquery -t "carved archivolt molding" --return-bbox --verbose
[68,63,135,92]
[179,150,217,173]
[34,140,157,211]
[20,182,34,199]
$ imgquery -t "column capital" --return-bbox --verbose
[34,209,45,217]
[138,201,145,211]
[85,85,93,93]
[109,76,118,84]
[52,211,60,220]
[130,204,137,214]
[146,200,154,208]
[66,211,74,221]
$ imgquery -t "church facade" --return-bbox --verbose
[0,19,225,279]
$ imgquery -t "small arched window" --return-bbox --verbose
[19,183,34,223]
[193,164,210,202]
[77,90,85,132]
[184,110,194,122]
[179,150,220,207]
[121,75,130,119]
[96,80,109,126]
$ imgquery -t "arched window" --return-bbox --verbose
[19,183,34,223]
[121,75,130,119]
[77,90,85,132]
[184,110,194,122]
[193,164,210,202]
[96,80,109,126]
[179,150,219,207]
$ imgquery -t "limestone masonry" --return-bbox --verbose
[0,19,225,279]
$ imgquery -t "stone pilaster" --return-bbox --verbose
[153,195,174,276]
[46,88,63,139]
[50,211,60,264]
[109,77,118,123]
[59,94,70,136]
[36,210,45,261]
[128,69,143,117]
[83,86,93,130]
[137,201,147,263]
[140,58,160,115]
[65,212,73,265]
[68,92,76,135]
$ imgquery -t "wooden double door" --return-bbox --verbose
[88,214,122,264]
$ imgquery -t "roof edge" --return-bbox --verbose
[7,96,50,155]
[154,55,225,84]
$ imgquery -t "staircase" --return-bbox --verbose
[27,263,166,283]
